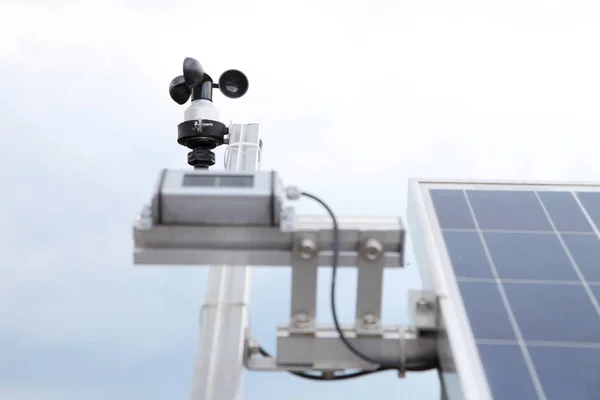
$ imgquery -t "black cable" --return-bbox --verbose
[301,191,437,371]
[256,345,434,380]
[300,191,396,368]
[289,370,386,381]
[249,191,438,380]
[257,346,392,381]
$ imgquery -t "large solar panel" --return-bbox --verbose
[407,181,600,400]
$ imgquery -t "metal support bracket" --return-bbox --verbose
[134,210,412,376]
[245,324,437,373]
[133,215,404,268]
[289,234,319,333]
[355,235,386,335]
[409,290,438,333]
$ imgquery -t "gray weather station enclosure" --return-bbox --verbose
[407,179,600,400]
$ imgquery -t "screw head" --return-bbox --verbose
[298,237,318,260]
[362,238,383,261]
[134,206,153,230]
[361,313,379,325]
[416,298,432,311]
[246,339,261,355]
[292,312,310,328]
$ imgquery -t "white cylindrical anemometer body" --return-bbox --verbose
[184,99,220,122]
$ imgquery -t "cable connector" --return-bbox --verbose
[285,186,302,201]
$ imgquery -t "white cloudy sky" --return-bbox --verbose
[1,0,600,399]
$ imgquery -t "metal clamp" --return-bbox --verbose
[245,324,438,373]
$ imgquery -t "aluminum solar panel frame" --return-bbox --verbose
[407,179,600,400]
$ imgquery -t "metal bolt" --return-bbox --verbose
[292,312,310,328]
[416,298,432,311]
[363,238,383,260]
[246,339,261,355]
[298,237,317,259]
[361,313,379,326]
[134,206,153,230]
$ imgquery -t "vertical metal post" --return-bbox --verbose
[190,124,261,400]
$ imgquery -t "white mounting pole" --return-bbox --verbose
[190,124,261,400]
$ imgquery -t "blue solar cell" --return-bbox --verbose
[577,192,600,232]
[478,344,538,400]
[562,233,600,282]
[503,283,600,343]
[483,232,579,281]
[429,189,475,229]
[458,282,516,340]
[427,186,600,400]
[466,190,552,231]
[529,345,600,400]
[443,231,494,278]
[538,191,594,232]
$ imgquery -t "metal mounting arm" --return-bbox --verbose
[133,210,439,374]
[133,215,404,268]
[246,325,436,372]
[244,290,439,376]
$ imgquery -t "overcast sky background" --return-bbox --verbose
[1,0,600,399]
